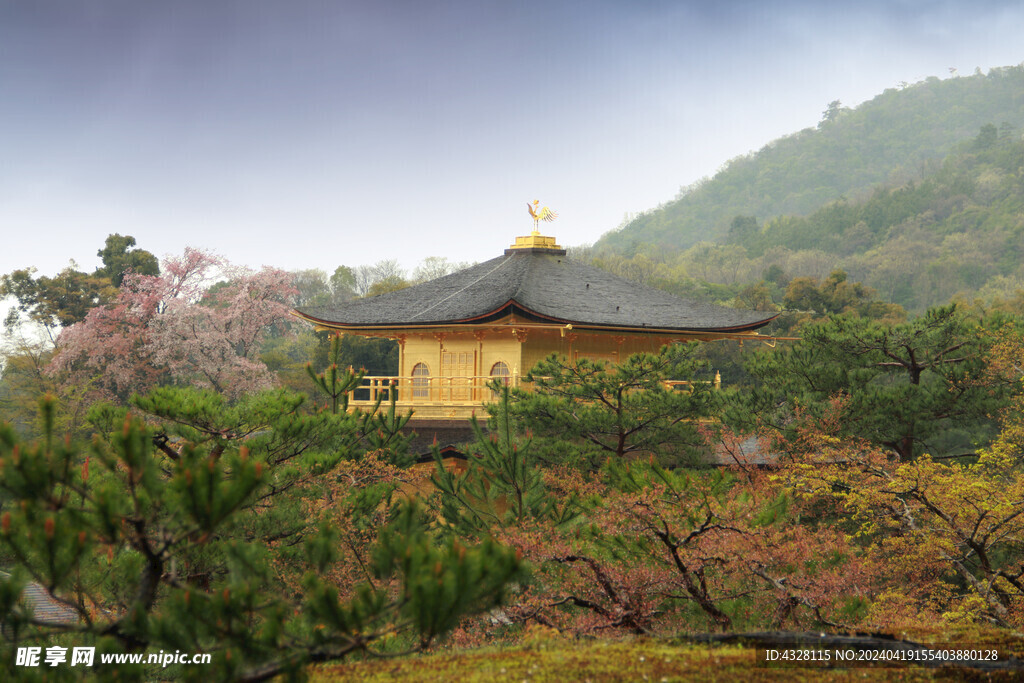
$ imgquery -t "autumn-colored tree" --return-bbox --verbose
[778,400,1024,629]
[453,456,871,640]
[434,391,872,640]
[982,321,1024,462]
[48,248,296,402]
[594,459,870,633]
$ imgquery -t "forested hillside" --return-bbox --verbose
[587,128,1024,314]
[745,129,1024,311]
[597,65,1024,255]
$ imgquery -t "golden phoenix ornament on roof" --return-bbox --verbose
[527,199,558,233]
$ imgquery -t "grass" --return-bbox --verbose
[308,635,1016,682]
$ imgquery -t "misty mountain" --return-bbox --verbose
[597,65,1024,255]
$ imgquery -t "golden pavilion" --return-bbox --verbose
[292,224,777,441]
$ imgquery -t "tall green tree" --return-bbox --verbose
[1,266,116,338]
[506,345,716,468]
[431,384,578,535]
[1,234,157,339]
[729,305,1017,461]
[95,233,160,287]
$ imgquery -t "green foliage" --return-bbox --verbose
[782,269,904,320]
[603,456,734,499]
[330,266,357,301]
[0,396,524,680]
[839,595,871,622]
[505,345,716,468]
[287,266,358,308]
[125,386,360,464]
[431,384,579,535]
[307,333,399,378]
[357,390,415,466]
[260,327,322,394]
[95,233,160,287]
[599,67,1024,255]
[368,503,525,646]
[729,305,1016,460]
[264,330,400,399]
[303,333,415,464]
[306,334,366,414]
[732,281,778,312]
[1,234,159,339]
[593,68,1024,314]
[725,214,760,246]
[0,337,99,439]
[752,491,791,528]
[0,266,116,334]
[366,276,410,297]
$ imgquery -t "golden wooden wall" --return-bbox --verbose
[400,331,524,380]
[397,327,677,383]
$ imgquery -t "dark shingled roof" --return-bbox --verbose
[0,572,79,626]
[297,249,776,333]
[20,582,79,625]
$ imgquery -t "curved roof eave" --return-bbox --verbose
[294,299,779,335]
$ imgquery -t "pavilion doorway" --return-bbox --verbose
[441,350,475,401]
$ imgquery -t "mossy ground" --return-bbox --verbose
[309,636,1017,682]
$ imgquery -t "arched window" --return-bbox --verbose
[490,361,511,384]
[489,361,510,398]
[412,363,430,399]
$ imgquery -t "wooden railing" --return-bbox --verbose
[348,372,720,420]
[662,372,722,392]
[348,375,520,418]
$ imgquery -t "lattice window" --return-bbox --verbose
[490,361,510,384]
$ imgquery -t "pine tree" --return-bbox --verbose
[0,396,525,681]
[504,345,716,468]
[305,333,364,414]
[730,306,1018,460]
[305,333,414,464]
[431,383,578,534]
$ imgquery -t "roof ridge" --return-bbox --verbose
[509,250,543,303]
[408,255,517,322]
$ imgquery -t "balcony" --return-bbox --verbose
[346,373,721,421]
[346,375,514,420]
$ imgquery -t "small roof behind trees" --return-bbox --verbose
[295,245,777,334]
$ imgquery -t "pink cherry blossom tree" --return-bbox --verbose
[49,248,297,401]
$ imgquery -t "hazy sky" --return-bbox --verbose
[3,0,1023,281]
